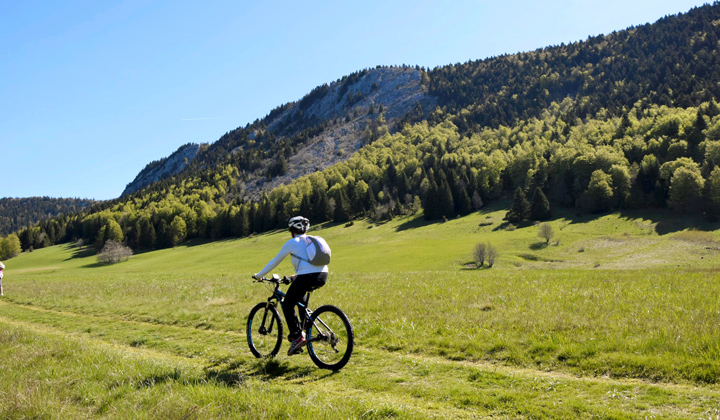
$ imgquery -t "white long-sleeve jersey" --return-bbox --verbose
[255,235,328,278]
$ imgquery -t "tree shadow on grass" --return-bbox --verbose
[395,215,434,232]
[529,242,549,250]
[63,244,96,261]
[460,264,494,271]
[492,220,536,231]
[557,207,720,236]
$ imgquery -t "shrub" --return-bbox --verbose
[486,244,499,267]
[473,243,487,267]
[538,223,554,244]
[97,240,133,264]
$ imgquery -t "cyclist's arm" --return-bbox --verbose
[255,241,293,278]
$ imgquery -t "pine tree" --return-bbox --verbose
[333,189,351,223]
[506,188,530,223]
[300,194,312,218]
[155,219,172,249]
[422,176,439,220]
[311,188,331,222]
[530,187,551,220]
[457,186,473,216]
[436,170,455,219]
[386,158,397,185]
[138,217,156,250]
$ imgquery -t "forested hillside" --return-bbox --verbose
[428,4,720,130]
[0,197,95,237]
[6,2,720,256]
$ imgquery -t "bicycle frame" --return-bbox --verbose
[257,277,326,344]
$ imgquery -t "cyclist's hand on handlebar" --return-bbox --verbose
[252,274,261,281]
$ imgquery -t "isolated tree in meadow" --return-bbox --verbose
[538,223,554,244]
[96,240,133,264]
[473,242,487,267]
[506,187,530,223]
[486,243,498,267]
[530,187,551,220]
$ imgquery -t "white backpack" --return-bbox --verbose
[296,235,331,266]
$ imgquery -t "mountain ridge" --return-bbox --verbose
[122,67,435,198]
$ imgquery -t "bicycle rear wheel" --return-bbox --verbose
[247,302,283,358]
[306,305,354,371]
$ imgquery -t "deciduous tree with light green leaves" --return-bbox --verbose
[706,167,720,220]
[170,216,187,247]
[581,170,614,213]
[0,234,22,260]
[96,219,123,251]
[669,167,705,213]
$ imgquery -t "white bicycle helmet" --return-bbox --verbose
[288,216,310,234]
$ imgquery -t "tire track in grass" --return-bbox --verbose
[0,308,477,419]
[0,299,714,389]
[2,300,720,419]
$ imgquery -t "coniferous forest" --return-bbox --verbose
[4,3,720,256]
[0,197,95,237]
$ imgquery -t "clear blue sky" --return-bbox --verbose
[0,0,709,200]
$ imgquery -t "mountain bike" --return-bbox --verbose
[247,274,354,371]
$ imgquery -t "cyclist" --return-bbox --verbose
[252,216,328,355]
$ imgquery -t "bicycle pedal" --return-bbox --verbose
[288,348,304,356]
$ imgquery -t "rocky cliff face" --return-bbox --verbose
[244,67,436,195]
[121,143,200,196]
[121,67,436,197]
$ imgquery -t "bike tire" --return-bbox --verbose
[306,305,354,371]
[247,302,284,358]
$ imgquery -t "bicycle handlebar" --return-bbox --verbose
[253,274,291,285]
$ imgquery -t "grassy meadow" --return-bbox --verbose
[2,205,720,419]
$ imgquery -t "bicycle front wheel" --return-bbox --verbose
[306,305,354,371]
[247,302,283,358]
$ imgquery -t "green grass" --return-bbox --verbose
[2,208,720,418]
